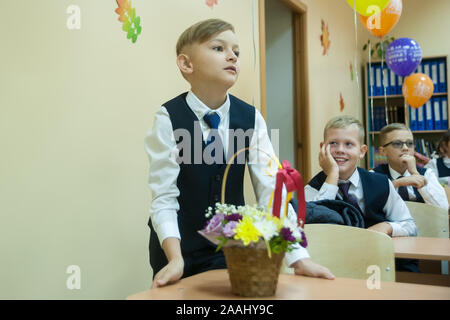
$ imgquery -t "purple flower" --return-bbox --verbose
[225,213,242,222]
[300,231,308,248]
[204,213,225,234]
[280,227,296,242]
[223,221,238,237]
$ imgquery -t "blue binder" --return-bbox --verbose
[425,100,434,130]
[375,65,382,96]
[442,97,448,129]
[423,61,430,78]
[431,61,439,93]
[433,98,442,130]
[417,106,425,130]
[389,68,396,95]
[409,106,417,131]
[438,59,446,93]
[417,63,423,74]
[397,75,403,95]
[382,66,389,95]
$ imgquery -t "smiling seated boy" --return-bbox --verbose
[305,116,417,237]
[373,123,448,210]
[145,19,334,288]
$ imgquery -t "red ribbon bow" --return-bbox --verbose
[272,160,306,227]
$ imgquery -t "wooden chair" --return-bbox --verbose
[282,224,396,282]
[404,201,449,238]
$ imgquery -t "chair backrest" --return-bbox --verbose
[282,224,396,282]
[404,201,449,238]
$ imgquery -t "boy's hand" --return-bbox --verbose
[151,257,184,288]
[367,222,393,236]
[395,175,427,189]
[319,143,339,184]
[292,258,335,280]
[400,154,418,174]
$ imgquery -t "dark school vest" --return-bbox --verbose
[148,92,255,268]
[308,167,390,228]
[373,164,425,203]
[436,158,450,177]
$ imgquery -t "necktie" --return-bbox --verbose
[397,176,409,201]
[338,182,362,213]
[203,112,224,162]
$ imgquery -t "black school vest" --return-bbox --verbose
[149,92,255,255]
[436,158,450,177]
[308,167,390,228]
[373,164,425,203]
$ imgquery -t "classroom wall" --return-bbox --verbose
[0,0,260,299]
[298,0,366,176]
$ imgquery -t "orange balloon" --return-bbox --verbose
[359,0,402,38]
[402,73,434,109]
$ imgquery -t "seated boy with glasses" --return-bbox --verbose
[373,123,448,210]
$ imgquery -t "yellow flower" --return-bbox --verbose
[234,216,261,246]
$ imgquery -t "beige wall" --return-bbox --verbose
[0,0,259,299]
[299,0,366,175]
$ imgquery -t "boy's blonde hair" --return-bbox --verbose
[176,19,235,56]
[379,123,411,146]
[324,115,365,143]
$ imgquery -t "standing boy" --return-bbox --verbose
[145,19,334,288]
[374,123,448,210]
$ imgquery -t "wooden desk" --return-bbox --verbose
[127,269,450,300]
[393,237,450,261]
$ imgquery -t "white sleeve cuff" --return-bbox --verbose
[151,219,181,246]
[388,221,408,237]
[284,245,310,267]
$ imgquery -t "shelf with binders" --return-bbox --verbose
[363,55,449,169]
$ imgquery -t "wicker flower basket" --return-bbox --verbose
[223,246,285,297]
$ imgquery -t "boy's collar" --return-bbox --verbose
[338,168,360,188]
[186,91,230,121]
[388,165,410,179]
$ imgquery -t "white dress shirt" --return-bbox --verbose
[387,165,449,210]
[145,91,309,267]
[304,168,417,237]
[425,156,450,181]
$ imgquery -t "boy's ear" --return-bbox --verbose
[176,54,193,75]
[360,144,368,159]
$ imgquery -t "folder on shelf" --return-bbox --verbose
[423,61,430,78]
[433,97,442,130]
[438,59,446,93]
[375,65,382,96]
[397,75,403,95]
[417,63,423,74]
[431,61,439,93]
[389,68,396,95]
[367,64,375,96]
[416,105,425,130]
[425,100,434,130]
[409,106,417,131]
[382,66,389,95]
[442,97,448,129]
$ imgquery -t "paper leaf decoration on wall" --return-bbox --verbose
[320,19,330,55]
[205,0,218,9]
[339,93,345,112]
[115,0,142,43]
[349,62,354,81]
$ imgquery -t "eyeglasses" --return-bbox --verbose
[382,140,415,149]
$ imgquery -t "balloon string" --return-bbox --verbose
[352,0,360,95]
[381,36,389,125]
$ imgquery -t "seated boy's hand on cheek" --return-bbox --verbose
[319,143,339,178]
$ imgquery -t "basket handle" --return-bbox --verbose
[220,148,306,227]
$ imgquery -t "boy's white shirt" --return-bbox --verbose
[425,156,450,179]
[386,165,449,210]
[145,91,309,267]
[304,168,418,237]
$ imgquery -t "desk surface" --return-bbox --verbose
[393,237,450,261]
[127,269,450,300]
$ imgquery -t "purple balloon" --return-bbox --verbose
[385,38,422,77]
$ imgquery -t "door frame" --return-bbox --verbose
[258,0,311,182]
